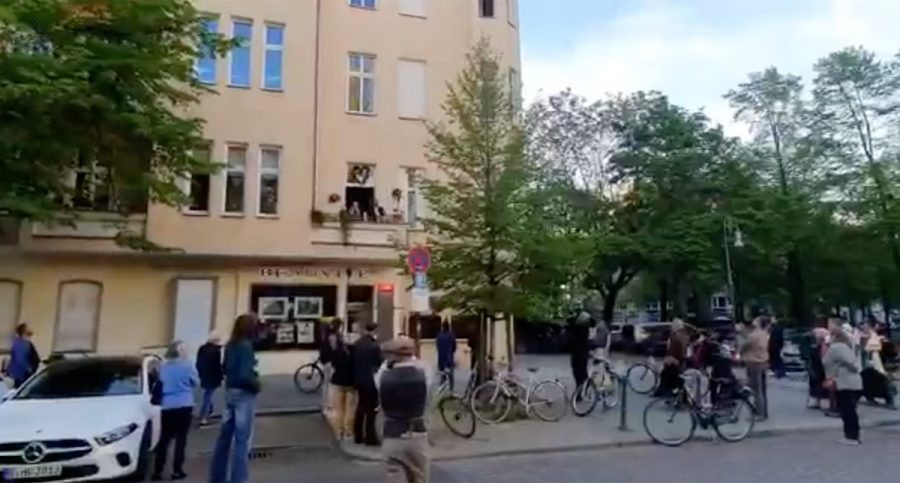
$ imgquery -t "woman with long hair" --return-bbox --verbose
[210,314,261,483]
[823,318,864,445]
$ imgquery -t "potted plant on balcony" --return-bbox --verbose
[310,209,326,226]
[338,209,351,245]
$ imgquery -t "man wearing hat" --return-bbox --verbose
[376,337,430,483]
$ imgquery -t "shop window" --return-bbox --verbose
[0,280,22,351]
[251,284,336,350]
[54,280,102,352]
[345,163,378,221]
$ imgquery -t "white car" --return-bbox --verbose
[0,356,161,482]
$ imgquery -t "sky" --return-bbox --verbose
[519,0,900,137]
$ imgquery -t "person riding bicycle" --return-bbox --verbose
[654,318,690,397]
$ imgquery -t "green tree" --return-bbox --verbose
[0,0,230,234]
[420,38,529,318]
[812,46,900,312]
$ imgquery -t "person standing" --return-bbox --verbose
[153,341,198,481]
[377,337,430,483]
[328,319,356,441]
[196,333,224,427]
[352,323,383,446]
[319,320,339,413]
[741,317,770,420]
[567,312,591,393]
[8,323,40,388]
[823,319,864,445]
[435,322,457,391]
[768,317,785,379]
[655,318,690,397]
[210,314,261,483]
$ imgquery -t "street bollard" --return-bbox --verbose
[618,374,629,431]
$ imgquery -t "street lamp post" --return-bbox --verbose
[723,217,745,324]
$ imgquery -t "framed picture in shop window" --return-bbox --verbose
[275,322,296,344]
[259,297,290,320]
[293,297,323,319]
[295,320,316,344]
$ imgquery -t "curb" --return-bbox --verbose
[337,417,900,463]
[205,406,321,421]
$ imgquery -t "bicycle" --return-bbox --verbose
[293,358,325,393]
[642,375,756,447]
[470,365,567,424]
[572,357,621,417]
[435,365,479,438]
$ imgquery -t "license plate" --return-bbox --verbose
[2,465,63,480]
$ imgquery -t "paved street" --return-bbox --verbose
[181,426,900,482]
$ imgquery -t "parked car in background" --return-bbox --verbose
[0,355,161,482]
[629,321,673,356]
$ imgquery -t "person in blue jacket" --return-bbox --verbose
[435,322,457,391]
[8,323,40,388]
[153,340,199,481]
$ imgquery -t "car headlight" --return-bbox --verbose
[95,423,139,446]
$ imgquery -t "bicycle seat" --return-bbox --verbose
[526,367,539,373]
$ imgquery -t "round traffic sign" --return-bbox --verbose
[407,246,431,273]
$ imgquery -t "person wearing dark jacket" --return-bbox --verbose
[352,323,383,446]
[196,332,224,426]
[435,322,457,391]
[210,314,260,483]
[567,312,591,393]
[769,318,785,379]
[328,320,356,440]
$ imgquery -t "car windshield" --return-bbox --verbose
[14,359,143,400]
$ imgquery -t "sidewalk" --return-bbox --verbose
[199,374,321,418]
[188,413,335,458]
[340,354,900,461]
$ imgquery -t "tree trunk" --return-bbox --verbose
[786,249,812,327]
[672,273,684,317]
[659,278,670,323]
[602,288,619,323]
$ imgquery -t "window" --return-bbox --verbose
[263,24,284,90]
[508,67,521,110]
[229,19,252,87]
[347,53,376,114]
[186,144,211,213]
[258,147,280,216]
[71,155,111,212]
[196,17,218,84]
[54,281,102,352]
[479,0,495,17]
[345,163,377,221]
[399,0,427,17]
[405,168,424,227]
[0,280,22,351]
[397,60,426,119]
[350,0,376,8]
[224,145,247,214]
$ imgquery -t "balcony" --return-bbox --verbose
[31,212,147,239]
[311,221,403,248]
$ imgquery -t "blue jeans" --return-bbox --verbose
[200,387,217,420]
[209,389,256,483]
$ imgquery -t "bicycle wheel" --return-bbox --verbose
[712,398,756,442]
[293,363,324,394]
[438,395,477,438]
[627,363,658,395]
[530,380,568,422]
[471,381,513,424]
[571,380,599,417]
[643,396,696,447]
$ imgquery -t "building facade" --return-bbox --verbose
[0,0,520,372]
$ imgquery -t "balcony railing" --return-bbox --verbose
[31,212,147,239]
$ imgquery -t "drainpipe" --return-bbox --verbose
[311,0,322,211]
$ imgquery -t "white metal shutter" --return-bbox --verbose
[397,60,427,119]
[55,281,101,352]
[172,279,215,354]
[399,0,427,17]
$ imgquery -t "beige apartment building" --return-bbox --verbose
[0,0,520,371]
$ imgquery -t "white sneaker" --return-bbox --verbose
[839,438,861,446]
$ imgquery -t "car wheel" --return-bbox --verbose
[122,423,151,482]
